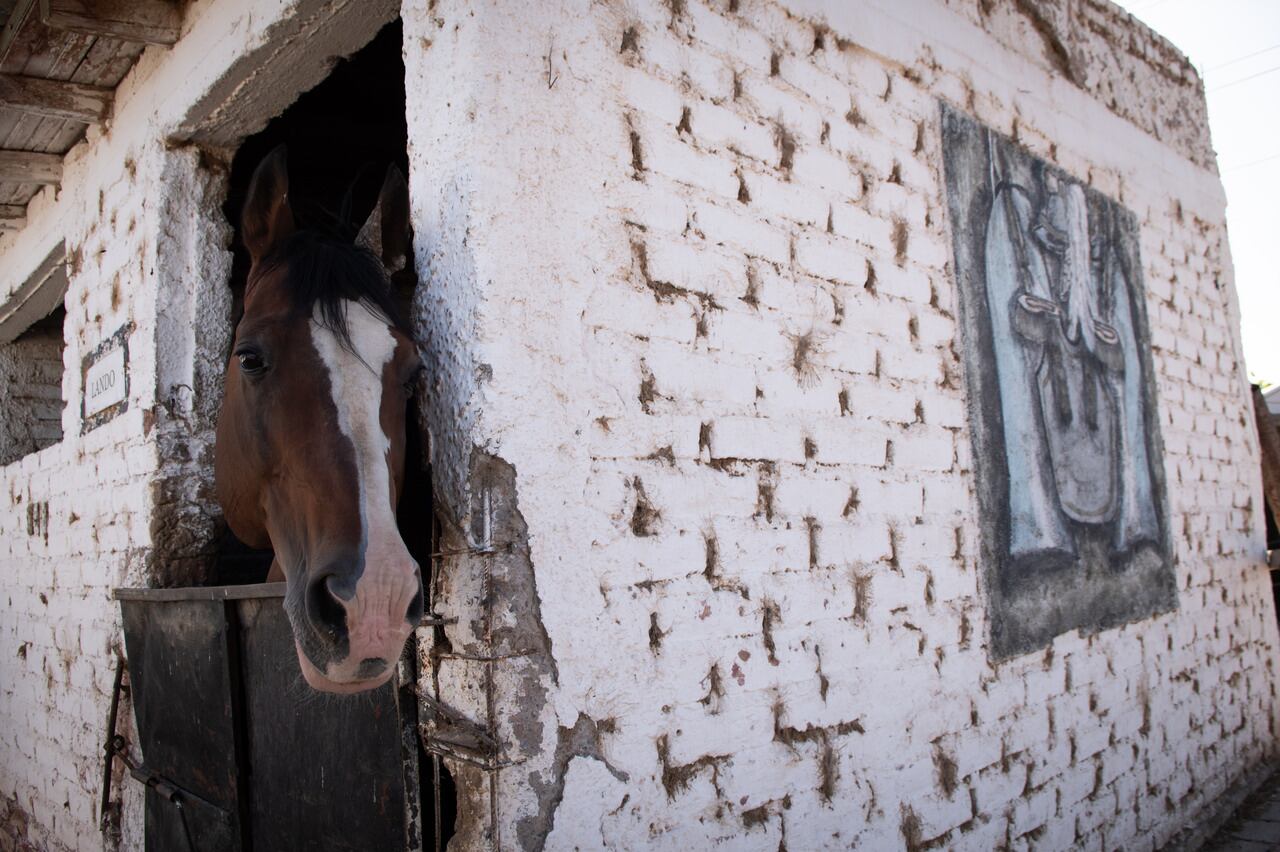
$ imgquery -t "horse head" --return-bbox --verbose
[215,147,424,694]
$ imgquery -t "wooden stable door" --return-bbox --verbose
[117,585,425,852]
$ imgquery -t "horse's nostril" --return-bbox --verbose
[305,574,349,638]
[324,573,357,602]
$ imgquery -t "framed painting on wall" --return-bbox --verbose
[940,104,1176,659]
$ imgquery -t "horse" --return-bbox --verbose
[215,146,424,694]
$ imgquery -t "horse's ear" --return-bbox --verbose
[356,164,411,274]
[242,145,295,265]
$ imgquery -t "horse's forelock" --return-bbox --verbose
[258,230,409,350]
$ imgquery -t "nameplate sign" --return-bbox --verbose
[81,324,132,432]
[85,346,125,417]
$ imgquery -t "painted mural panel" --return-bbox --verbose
[940,104,1176,659]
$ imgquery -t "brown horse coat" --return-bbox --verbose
[216,148,423,693]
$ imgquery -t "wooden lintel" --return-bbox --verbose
[0,150,63,184]
[39,0,181,46]
[0,204,26,231]
[0,243,67,342]
[0,73,113,122]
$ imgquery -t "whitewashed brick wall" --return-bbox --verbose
[0,2,397,849]
[0,0,1273,849]
[406,0,1279,849]
[0,141,162,850]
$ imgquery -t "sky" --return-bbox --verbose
[1113,0,1280,384]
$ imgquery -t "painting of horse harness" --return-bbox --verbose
[940,104,1176,659]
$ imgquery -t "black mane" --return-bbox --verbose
[258,230,411,346]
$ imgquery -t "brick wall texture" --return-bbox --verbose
[405,0,1279,849]
[0,0,1274,850]
[0,146,161,850]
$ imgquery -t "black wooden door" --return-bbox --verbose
[117,585,423,852]
[120,596,245,852]
[238,595,419,851]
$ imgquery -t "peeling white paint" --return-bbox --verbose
[0,0,1274,850]
[406,0,1277,850]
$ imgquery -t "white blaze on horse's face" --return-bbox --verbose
[305,299,419,692]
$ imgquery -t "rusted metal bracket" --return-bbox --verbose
[418,536,519,769]
[418,727,525,772]
[407,680,512,770]
[408,679,526,771]
[427,543,512,560]
[107,732,232,851]
[108,735,231,820]
[99,652,126,835]
[432,649,536,663]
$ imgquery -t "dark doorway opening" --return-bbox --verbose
[207,18,456,847]
[0,303,66,466]
[213,15,422,594]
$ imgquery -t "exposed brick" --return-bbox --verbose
[1,1,1268,851]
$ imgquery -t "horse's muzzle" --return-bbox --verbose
[296,642,397,693]
[294,556,423,693]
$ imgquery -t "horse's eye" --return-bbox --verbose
[237,350,268,377]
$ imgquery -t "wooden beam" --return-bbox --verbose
[0,73,113,122]
[0,150,62,184]
[0,204,27,231]
[0,244,67,343]
[38,0,181,46]
[0,0,38,66]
